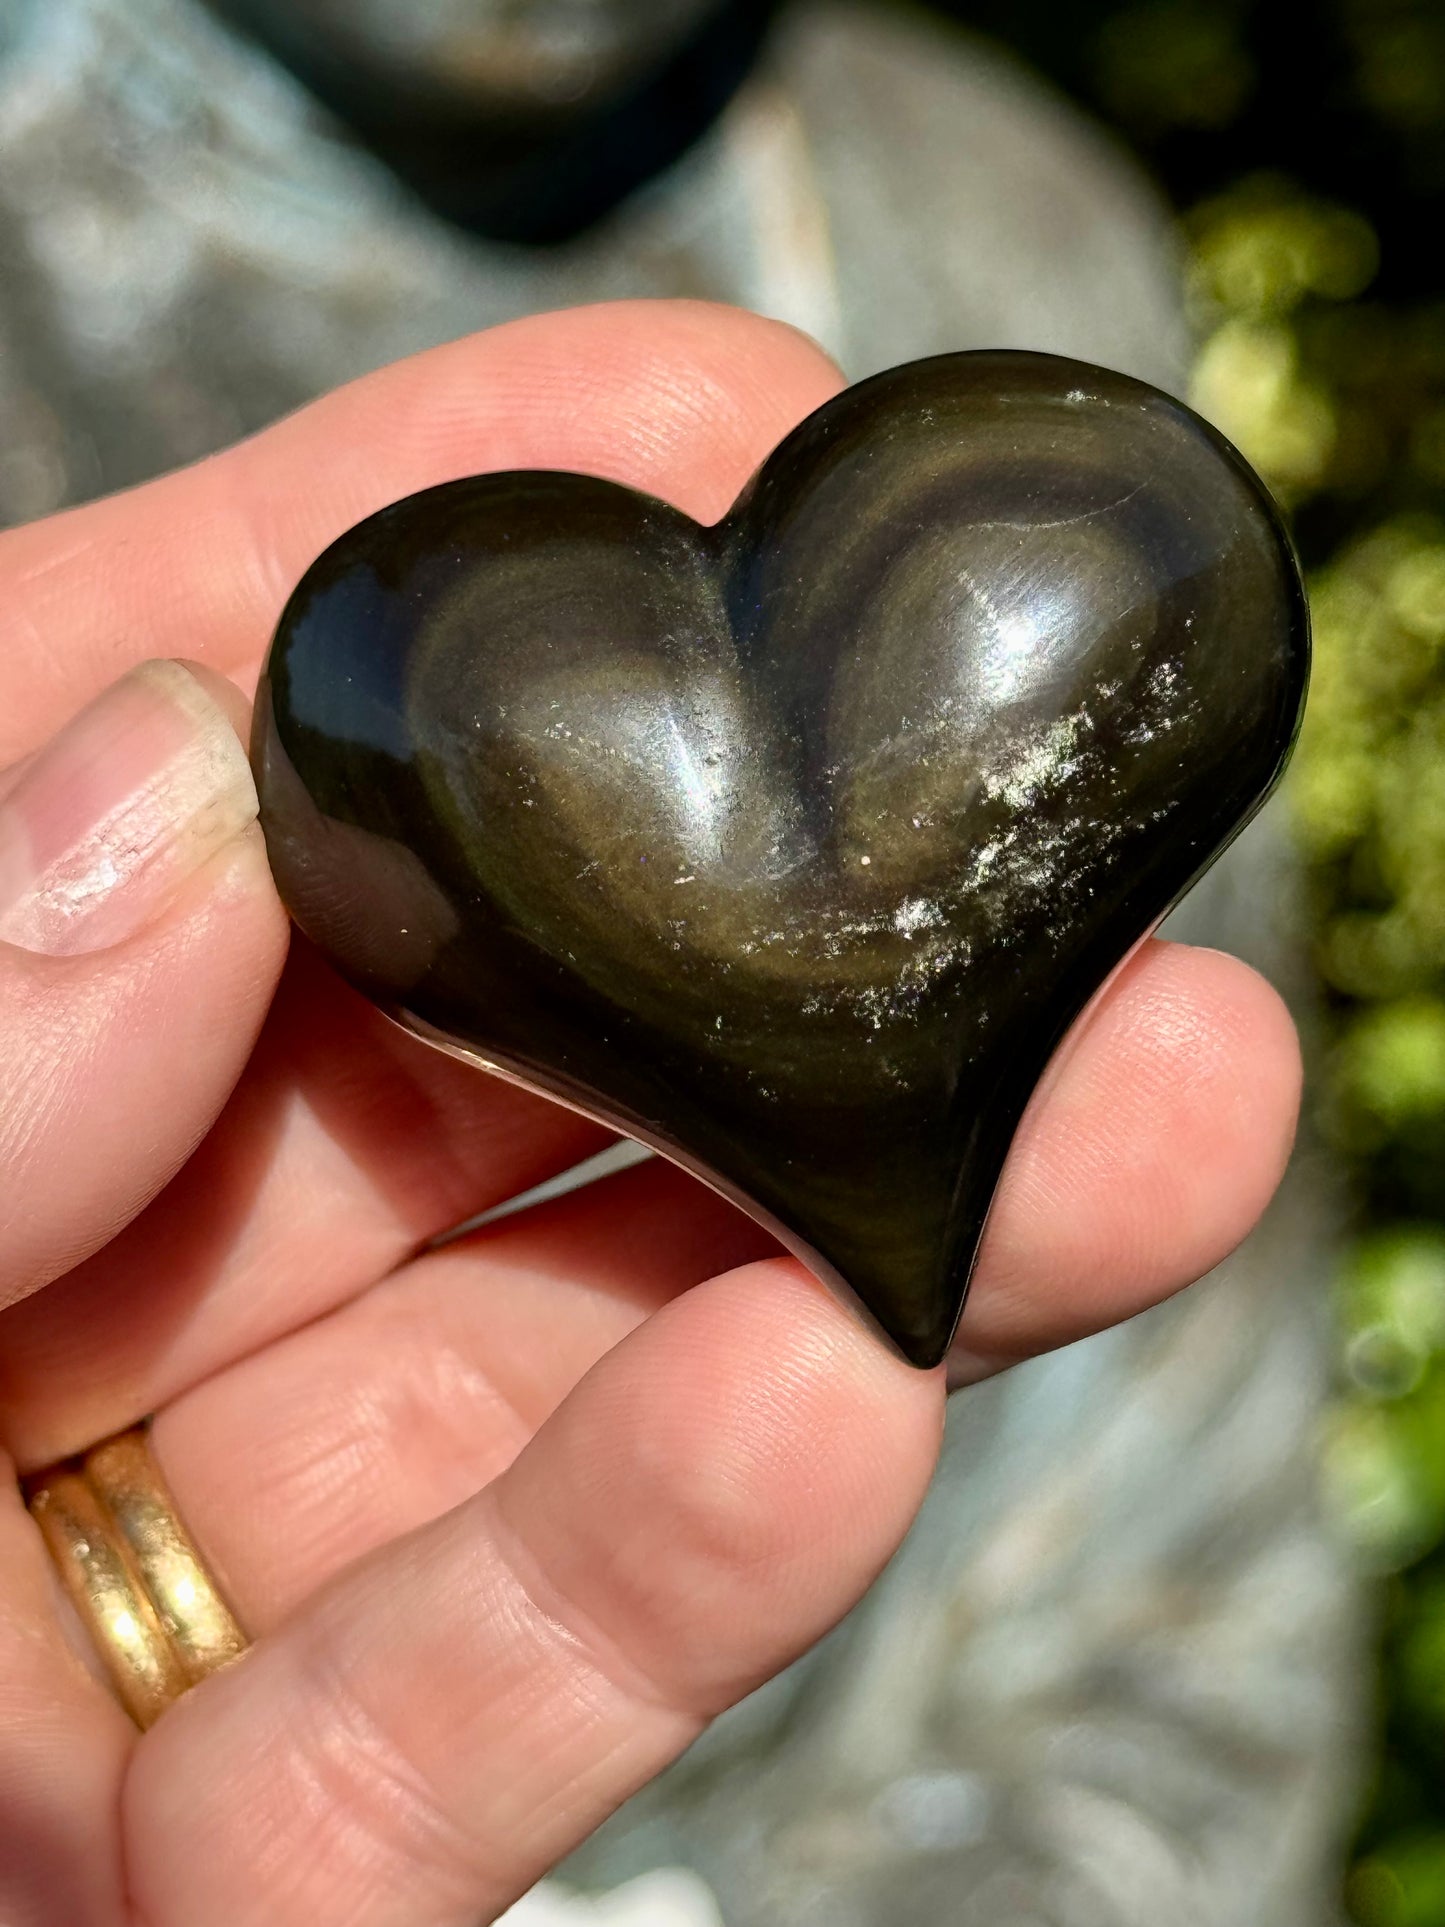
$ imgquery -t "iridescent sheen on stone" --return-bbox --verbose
[253,350,1309,1366]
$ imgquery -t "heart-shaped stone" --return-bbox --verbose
[253,351,1308,1367]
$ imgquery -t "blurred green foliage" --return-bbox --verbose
[900,0,1445,1912]
[1185,169,1445,1905]
[1189,186,1445,1906]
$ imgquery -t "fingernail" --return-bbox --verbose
[0,661,258,956]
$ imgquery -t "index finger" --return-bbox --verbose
[0,300,844,765]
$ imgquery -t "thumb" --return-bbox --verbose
[0,660,288,1308]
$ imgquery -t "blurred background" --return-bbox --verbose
[1,1,1442,1922]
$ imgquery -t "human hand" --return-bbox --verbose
[0,303,1301,1927]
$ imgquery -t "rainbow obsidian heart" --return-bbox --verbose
[252,351,1309,1368]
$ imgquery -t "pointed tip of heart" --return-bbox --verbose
[895,1328,954,1372]
[850,1287,962,1373]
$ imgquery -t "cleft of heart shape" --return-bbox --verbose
[253,350,1309,1368]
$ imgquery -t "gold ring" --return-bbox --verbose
[24,1423,248,1729]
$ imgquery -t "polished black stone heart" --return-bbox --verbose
[252,351,1308,1368]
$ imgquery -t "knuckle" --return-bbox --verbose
[288,1630,487,1907]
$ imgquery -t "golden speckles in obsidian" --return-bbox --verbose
[252,351,1309,1368]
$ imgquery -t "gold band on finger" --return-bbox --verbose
[24,1423,248,1729]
